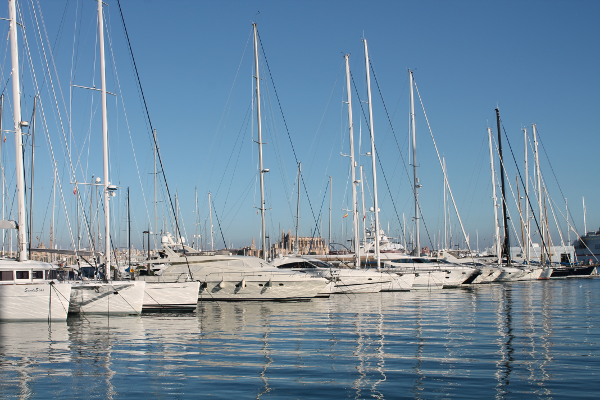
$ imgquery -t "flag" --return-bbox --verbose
[363,214,366,221]
[73,188,76,195]
[3,136,5,143]
[343,213,348,218]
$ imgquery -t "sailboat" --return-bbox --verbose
[67,0,145,315]
[380,70,476,289]
[488,109,542,282]
[138,24,328,302]
[0,0,71,322]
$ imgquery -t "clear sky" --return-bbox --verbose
[1,0,598,253]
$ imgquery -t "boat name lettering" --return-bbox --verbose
[24,287,44,293]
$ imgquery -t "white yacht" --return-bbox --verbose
[382,257,476,289]
[0,259,72,321]
[138,235,328,301]
[69,279,146,315]
[496,265,543,282]
[271,255,396,294]
[142,281,200,312]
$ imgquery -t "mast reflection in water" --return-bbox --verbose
[1,279,599,398]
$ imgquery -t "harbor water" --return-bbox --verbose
[1,278,598,399]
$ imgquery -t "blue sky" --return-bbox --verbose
[1,0,598,252]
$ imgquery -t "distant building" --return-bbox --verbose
[272,229,327,256]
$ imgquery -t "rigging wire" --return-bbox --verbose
[535,127,580,234]
[210,193,227,249]
[350,66,407,241]
[256,30,319,227]
[498,117,550,261]
[116,0,193,278]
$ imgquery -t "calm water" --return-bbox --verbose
[1,278,599,399]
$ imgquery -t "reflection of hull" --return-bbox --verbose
[198,275,327,301]
[143,282,200,312]
[550,265,597,278]
[0,283,71,321]
[381,272,415,291]
[69,281,145,315]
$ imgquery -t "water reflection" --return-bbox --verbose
[0,279,598,398]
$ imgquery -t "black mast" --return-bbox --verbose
[496,108,511,266]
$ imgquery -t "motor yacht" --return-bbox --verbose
[137,235,328,301]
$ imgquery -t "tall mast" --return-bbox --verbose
[153,129,158,251]
[566,198,570,246]
[409,70,420,256]
[253,23,267,260]
[533,124,544,263]
[175,190,179,243]
[363,39,380,268]
[28,96,36,259]
[488,127,501,264]
[295,162,301,254]
[517,174,525,256]
[127,187,131,271]
[582,196,587,234]
[360,166,367,249]
[524,127,530,262]
[328,176,332,248]
[9,0,27,261]
[208,192,214,250]
[443,157,447,250]
[97,0,111,277]
[495,108,510,265]
[50,167,55,261]
[344,54,360,268]
[195,187,198,250]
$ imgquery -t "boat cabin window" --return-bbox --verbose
[277,262,298,269]
[46,270,59,280]
[1,271,13,281]
[413,258,431,264]
[16,271,29,279]
[33,271,44,279]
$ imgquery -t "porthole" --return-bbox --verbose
[258,283,264,287]
[279,283,284,286]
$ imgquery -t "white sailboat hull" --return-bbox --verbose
[0,282,71,321]
[69,281,145,315]
[143,282,200,312]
